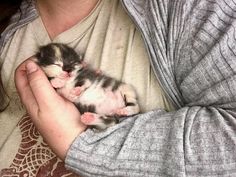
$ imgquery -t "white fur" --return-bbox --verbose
[42,64,63,77]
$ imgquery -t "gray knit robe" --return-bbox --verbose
[1,0,236,176]
[65,0,236,176]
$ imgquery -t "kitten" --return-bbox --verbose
[34,43,140,130]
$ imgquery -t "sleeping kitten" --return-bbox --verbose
[34,43,140,130]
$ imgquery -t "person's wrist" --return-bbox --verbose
[61,124,86,160]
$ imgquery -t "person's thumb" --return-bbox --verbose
[26,61,49,90]
[25,60,60,109]
[26,60,38,74]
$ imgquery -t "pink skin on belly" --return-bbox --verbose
[98,90,126,115]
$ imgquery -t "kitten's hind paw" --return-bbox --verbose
[114,108,128,116]
[114,105,139,116]
[81,112,117,130]
[81,112,97,125]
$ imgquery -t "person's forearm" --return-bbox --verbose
[65,106,236,177]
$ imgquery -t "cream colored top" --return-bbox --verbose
[0,0,173,168]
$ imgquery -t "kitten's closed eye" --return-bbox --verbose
[53,63,63,67]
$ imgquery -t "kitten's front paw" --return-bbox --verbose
[67,87,82,101]
[71,87,83,96]
[50,78,66,88]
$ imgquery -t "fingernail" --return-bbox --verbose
[26,62,38,74]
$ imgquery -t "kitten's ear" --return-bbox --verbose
[37,46,45,59]
[34,45,45,63]
[78,53,84,61]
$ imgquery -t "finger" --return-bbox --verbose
[15,61,39,116]
[25,60,64,110]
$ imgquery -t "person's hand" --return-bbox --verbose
[15,58,87,160]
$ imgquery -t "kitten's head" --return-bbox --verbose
[35,43,83,77]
